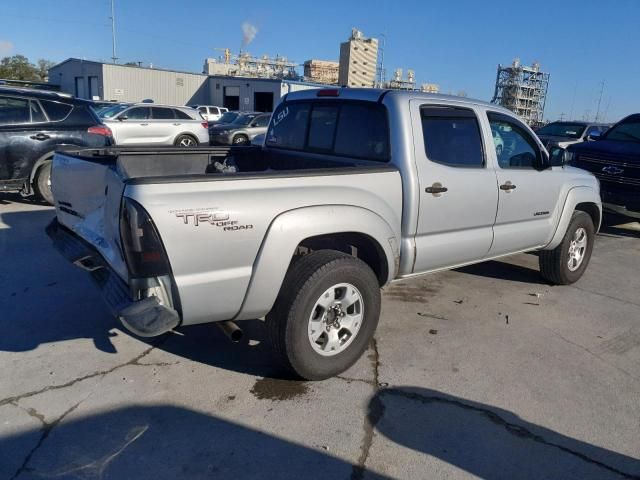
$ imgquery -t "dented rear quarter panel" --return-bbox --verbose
[124,169,402,325]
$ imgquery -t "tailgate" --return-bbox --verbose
[51,151,128,280]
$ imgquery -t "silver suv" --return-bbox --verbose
[209,112,271,145]
[100,103,209,146]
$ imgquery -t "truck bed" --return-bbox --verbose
[51,146,403,326]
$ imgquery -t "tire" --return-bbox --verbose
[266,250,381,380]
[34,160,54,205]
[174,134,198,147]
[539,211,595,285]
[232,134,248,145]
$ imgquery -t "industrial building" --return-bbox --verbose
[338,29,379,88]
[203,50,298,80]
[48,58,324,112]
[303,60,339,85]
[491,58,550,126]
[384,68,416,90]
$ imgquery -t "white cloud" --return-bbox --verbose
[0,40,14,56]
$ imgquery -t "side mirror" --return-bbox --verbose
[118,115,127,121]
[587,132,602,141]
[549,147,570,167]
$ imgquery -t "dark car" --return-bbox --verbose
[208,111,270,145]
[568,114,640,219]
[536,121,609,150]
[0,87,112,204]
[207,110,240,128]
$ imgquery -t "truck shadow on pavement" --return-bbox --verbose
[0,404,391,480]
[369,387,640,479]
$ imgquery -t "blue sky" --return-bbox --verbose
[2,0,639,122]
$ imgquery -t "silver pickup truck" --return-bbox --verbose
[47,88,601,380]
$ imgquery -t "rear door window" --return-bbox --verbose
[30,101,47,122]
[0,96,30,124]
[252,114,270,128]
[124,107,150,120]
[421,107,485,168]
[174,109,192,120]
[151,107,175,119]
[40,100,73,121]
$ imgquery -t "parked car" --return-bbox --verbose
[251,132,265,146]
[209,112,271,145]
[189,105,228,122]
[0,86,113,204]
[99,103,209,147]
[47,88,601,380]
[536,121,609,151]
[208,110,240,127]
[566,113,640,219]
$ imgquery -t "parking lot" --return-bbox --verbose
[1,194,639,479]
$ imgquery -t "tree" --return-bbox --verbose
[0,55,38,80]
[36,59,56,81]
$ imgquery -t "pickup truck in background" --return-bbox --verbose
[46,88,602,380]
[568,113,640,219]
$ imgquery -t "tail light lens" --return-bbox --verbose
[201,121,208,129]
[120,198,171,278]
[88,125,113,137]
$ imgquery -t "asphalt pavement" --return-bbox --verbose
[1,194,639,479]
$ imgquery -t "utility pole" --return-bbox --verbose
[569,81,577,120]
[376,32,386,87]
[559,112,566,121]
[595,80,604,122]
[110,0,118,63]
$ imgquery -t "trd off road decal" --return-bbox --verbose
[169,208,254,232]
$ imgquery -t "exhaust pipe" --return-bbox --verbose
[216,320,243,343]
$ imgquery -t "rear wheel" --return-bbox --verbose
[232,134,248,145]
[174,134,198,147]
[539,211,595,284]
[34,160,54,205]
[267,250,381,380]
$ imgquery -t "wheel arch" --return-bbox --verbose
[233,205,399,321]
[29,151,56,184]
[544,186,602,250]
[174,132,199,145]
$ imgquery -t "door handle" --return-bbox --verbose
[173,123,181,126]
[30,133,50,141]
[425,183,448,195]
[140,123,149,126]
[500,182,517,191]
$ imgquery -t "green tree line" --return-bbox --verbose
[0,55,56,82]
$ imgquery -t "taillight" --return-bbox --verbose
[317,89,340,97]
[201,122,208,129]
[88,125,113,137]
[119,198,171,278]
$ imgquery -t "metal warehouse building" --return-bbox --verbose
[49,58,324,112]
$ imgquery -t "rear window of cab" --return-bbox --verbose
[266,100,390,162]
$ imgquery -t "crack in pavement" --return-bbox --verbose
[9,397,86,480]
[0,339,168,408]
[350,338,384,480]
[568,284,640,309]
[381,389,640,480]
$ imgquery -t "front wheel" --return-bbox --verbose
[232,134,248,145]
[539,211,595,285]
[34,160,54,205]
[267,250,381,380]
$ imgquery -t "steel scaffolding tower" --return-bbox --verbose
[491,58,550,126]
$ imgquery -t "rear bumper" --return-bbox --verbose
[46,219,180,336]
[0,178,27,192]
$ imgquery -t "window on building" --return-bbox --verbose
[421,106,485,168]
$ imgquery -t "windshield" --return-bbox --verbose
[231,114,257,126]
[536,122,586,139]
[99,104,129,119]
[218,111,239,123]
[604,116,640,143]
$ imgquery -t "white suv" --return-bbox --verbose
[99,104,209,147]
[190,105,228,122]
